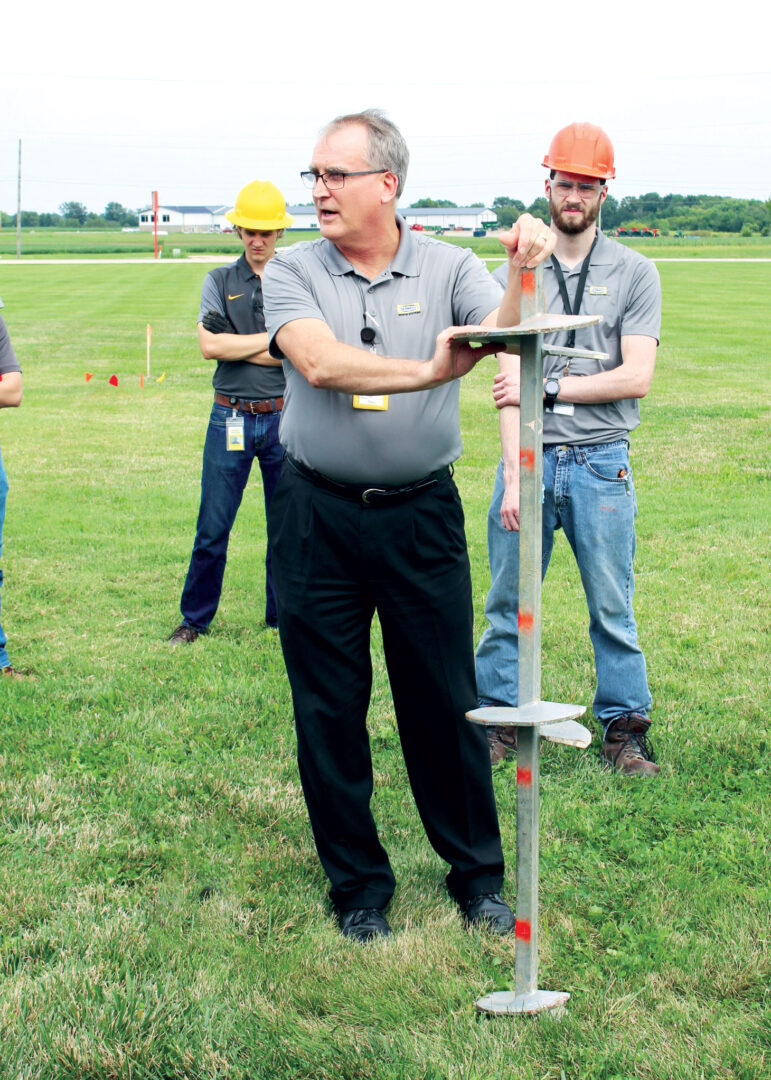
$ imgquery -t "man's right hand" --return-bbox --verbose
[500,477,520,532]
[202,309,237,335]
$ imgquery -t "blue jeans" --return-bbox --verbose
[0,447,9,668]
[180,403,284,630]
[475,441,651,727]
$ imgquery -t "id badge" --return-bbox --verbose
[353,395,389,411]
[226,413,245,451]
[553,402,575,416]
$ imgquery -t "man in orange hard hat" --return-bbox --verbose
[169,181,293,644]
[476,122,662,777]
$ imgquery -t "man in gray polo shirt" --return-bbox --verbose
[476,122,662,777]
[263,109,556,941]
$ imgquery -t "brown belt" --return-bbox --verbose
[214,393,283,414]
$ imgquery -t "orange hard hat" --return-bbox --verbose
[542,122,616,180]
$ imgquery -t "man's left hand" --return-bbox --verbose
[202,309,237,335]
[498,214,556,269]
[430,327,499,385]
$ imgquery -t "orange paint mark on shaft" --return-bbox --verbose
[520,447,535,470]
[518,610,534,632]
[521,269,536,295]
[516,766,532,786]
[515,919,532,941]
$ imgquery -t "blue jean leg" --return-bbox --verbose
[557,442,651,724]
[180,404,283,631]
[0,449,8,668]
[475,443,651,726]
[475,457,553,709]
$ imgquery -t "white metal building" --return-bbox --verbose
[138,204,496,233]
[138,205,230,233]
[398,207,497,230]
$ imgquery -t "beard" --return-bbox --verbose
[549,193,601,235]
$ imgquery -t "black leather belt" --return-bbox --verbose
[287,455,450,506]
[214,393,283,414]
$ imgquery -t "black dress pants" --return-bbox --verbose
[268,463,505,911]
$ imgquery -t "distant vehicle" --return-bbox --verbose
[616,226,659,238]
[409,223,424,231]
[222,228,234,233]
[473,229,487,237]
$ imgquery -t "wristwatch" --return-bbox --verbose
[544,377,561,411]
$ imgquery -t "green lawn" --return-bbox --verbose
[0,259,768,1078]
[2,228,770,261]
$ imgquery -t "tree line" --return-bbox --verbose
[484,193,771,235]
[3,193,770,235]
[1,201,139,229]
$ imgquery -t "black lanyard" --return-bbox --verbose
[550,232,598,349]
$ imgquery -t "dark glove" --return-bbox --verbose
[202,309,236,334]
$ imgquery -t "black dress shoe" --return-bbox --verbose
[337,907,392,942]
[461,893,515,935]
[169,623,199,646]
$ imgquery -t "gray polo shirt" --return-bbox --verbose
[0,317,21,376]
[263,218,501,484]
[493,229,661,445]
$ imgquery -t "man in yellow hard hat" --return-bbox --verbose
[476,122,662,777]
[169,181,294,644]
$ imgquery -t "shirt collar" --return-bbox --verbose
[235,253,257,281]
[547,228,614,273]
[320,215,418,279]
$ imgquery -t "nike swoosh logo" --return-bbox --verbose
[228,293,245,300]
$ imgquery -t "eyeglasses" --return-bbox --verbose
[552,180,605,198]
[300,169,389,190]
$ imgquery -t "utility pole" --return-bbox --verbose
[16,140,22,260]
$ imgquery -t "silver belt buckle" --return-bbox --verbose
[361,487,385,504]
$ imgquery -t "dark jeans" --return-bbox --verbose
[476,441,651,727]
[268,461,504,911]
[180,403,283,630]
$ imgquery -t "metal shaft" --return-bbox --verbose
[515,265,545,997]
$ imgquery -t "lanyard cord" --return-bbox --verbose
[550,232,598,350]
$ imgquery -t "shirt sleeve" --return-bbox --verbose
[452,249,505,325]
[198,270,225,323]
[620,256,661,343]
[263,251,326,359]
[0,317,21,375]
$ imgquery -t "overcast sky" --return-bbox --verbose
[2,0,769,216]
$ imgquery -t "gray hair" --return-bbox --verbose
[322,109,409,199]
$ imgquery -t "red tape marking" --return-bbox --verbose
[515,919,532,942]
[516,767,532,786]
[521,270,535,296]
[518,610,534,632]
[520,447,535,470]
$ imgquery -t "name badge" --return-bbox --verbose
[353,395,389,411]
[226,413,245,450]
[396,303,421,316]
[588,286,608,295]
[553,402,575,416]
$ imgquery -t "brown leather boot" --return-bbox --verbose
[602,713,659,777]
[487,725,517,764]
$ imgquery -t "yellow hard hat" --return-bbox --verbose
[225,180,294,230]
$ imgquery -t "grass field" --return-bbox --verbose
[0,255,768,1078]
[2,228,770,261]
